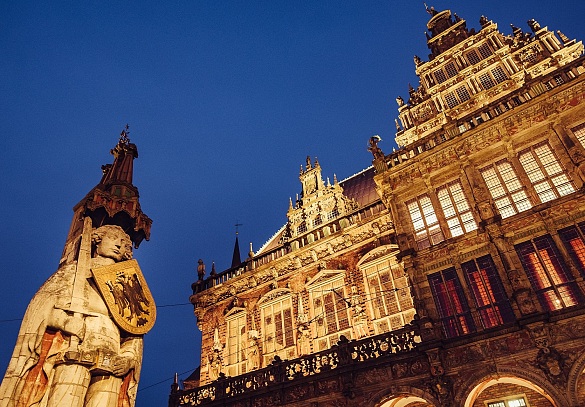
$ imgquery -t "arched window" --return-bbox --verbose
[224,308,247,376]
[359,246,415,334]
[258,289,295,365]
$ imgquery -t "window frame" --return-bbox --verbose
[406,194,445,250]
[225,309,248,377]
[461,255,515,329]
[518,141,575,203]
[259,290,296,364]
[436,180,477,238]
[308,272,352,351]
[480,159,533,218]
[361,252,415,334]
[428,267,476,338]
[515,235,582,311]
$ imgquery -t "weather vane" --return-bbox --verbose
[235,222,243,236]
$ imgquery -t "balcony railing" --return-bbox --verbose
[169,320,431,406]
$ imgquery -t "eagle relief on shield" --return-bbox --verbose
[92,259,156,335]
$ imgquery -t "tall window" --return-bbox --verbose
[466,49,481,65]
[434,69,447,84]
[518,142,575,203]
[559,223,585,277]
[478,43,493,59]
[309,275,351,351]
[445,62,458,78]
[461,255,514,329]
[492,66,508,84]
[225,311,247,376]
[480,160,532,218]
[406,194,444,250]
[260,294,295,364]
[437,181,477,237]
[515,236,582,311]
[479,72,496,89]
[362,255,415,334]
[571,122,585,148]
[428,268,476,338]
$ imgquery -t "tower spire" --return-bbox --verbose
[231,223,242,268]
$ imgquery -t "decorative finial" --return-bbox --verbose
[288,197,293,210]
[333,174,338,185]
[235,222,243,236]
[248,242,254,258]
[326,177,331,187]
[557,30,571,45]
[314,157,319,167]
[395,119,402,132]
[306,156,312,170]
[479,15,489,27]
[120,124,130,144]
[527,19,541,33]
[210,262,217,276]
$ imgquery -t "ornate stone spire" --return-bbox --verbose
[61,126,152,265]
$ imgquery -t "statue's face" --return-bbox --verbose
[96,230,131,262]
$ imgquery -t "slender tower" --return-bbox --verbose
[0,127,154,407]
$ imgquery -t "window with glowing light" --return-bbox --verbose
[559,223,585,278]
[428,268,476,338]
[461,255,514,329]
[225,311,247,376]
[406,194,444,250]
[260,294,295,365]
[515,235,582,311]
[480,160,532,218]
[362,255,415,334]
[309,275,351,351]
[437,180,477,237]
[518,142,575,203]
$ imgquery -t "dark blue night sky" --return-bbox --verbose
[1,1,583,406]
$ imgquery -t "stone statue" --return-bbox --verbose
[368,135,385,160]
[396,95,405,107]
[0,224,152,407]
[207,328,223,381]
[246,332,261,371]
[350,286,368,339]
[197,259,205,281]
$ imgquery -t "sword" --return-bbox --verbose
[62,215,93,360]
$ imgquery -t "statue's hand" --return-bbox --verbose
[112,354,134,376]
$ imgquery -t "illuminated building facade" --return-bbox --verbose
[170,7,585,407]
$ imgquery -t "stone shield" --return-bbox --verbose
[91,259,156,335]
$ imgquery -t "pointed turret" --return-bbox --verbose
[61,126,152,265]
[231,234,242,268]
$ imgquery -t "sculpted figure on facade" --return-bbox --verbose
[350,286,369,339]
[0,224,151,407]
[246,331,261,372]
